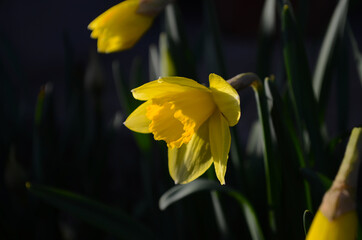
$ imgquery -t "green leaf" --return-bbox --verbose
[312,0,349,101]
[347,24,362,87]
[252,80,279,235]
[159,179,264,240]
[301,168,332,191]
[113,59,152,153]
[159,32,176,76]
[282,3,324,169]
[202,0,227,77]
[148,44,160,81]
[265,78,313,215]
[164,3,196,78]
[112,60,131,115]
[27,183,155,240]
[256,0,276,79]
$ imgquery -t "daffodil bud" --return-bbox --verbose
[306,127,361,240]
[88,0,172,53]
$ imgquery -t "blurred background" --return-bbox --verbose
[1,0,362,239]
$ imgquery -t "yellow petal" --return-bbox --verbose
[168,120,213,184]
[306,210,358,240]
[123,101,151,133]
[209,111,231,185]
[131,77,210,101]
[88,0,154,53]
[147,90,215,148]
[209,73,241,126]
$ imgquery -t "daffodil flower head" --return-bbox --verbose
[306,127,362,240]
[88,0,170,53]
[124,74,241,184]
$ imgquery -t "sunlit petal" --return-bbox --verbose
[131,77,210,101]
[209,73,240,126]
[123,101,152,133]
[168,120,213,184]
[209,111,231,185]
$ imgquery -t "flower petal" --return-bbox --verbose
[209,73,241,126]
[306,210,358,240]
[123,101,152,133]
[88,0,154,53]
[209,111,231,185]
[168,120,213,184]
[131,77,210,101]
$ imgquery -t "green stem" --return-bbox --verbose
[252,80,277,235]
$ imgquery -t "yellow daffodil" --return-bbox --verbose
[124,74,241,184]
[88,0,169,53]
[306,127,361,240]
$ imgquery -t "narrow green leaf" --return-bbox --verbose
[282,3,324,169]
[301,168,332,191]
[33,83,58,184]
[112,60,131,114]
[113,59,152,152]
[312,0,349,100]
[159,179,264,240]
[347,24,362,87]
[256,0,276,79]
[202,0,227,77]
[252,80,279,235]
[210,191,231,239]
[164,3,196,78]
[336,28,349,133]
[27,183,155,240]
[265,78,313,215]
[159,32,176,76]
[148,44,160,81]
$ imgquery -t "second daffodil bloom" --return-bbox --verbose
[88,0,170,53]
[124,74,241,184]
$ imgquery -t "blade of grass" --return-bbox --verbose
[27,183,155,240]
[159,179,264,240]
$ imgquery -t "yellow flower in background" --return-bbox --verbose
[124,74,241,184]
[306,210,357,240]
[88,0,163,53]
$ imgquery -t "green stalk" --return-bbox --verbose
[251,80,277,235]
